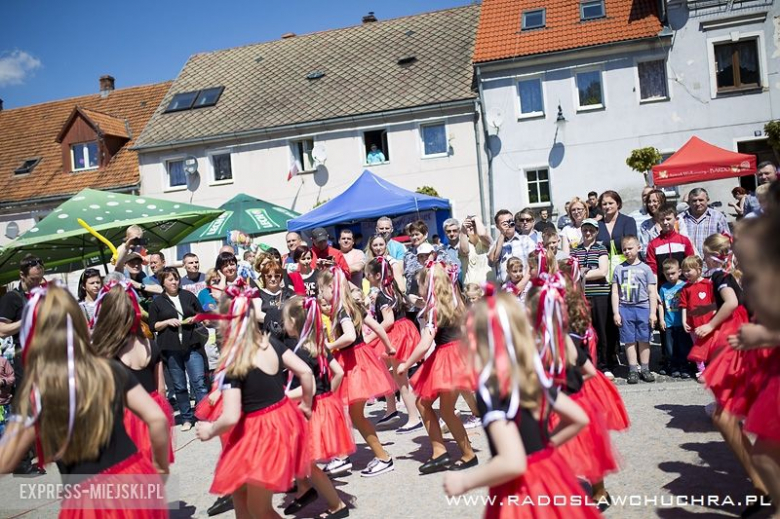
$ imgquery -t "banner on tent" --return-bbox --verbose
[246,209,281,230]
[359,210,437,239]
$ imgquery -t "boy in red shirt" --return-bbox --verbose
[678,255,716,381]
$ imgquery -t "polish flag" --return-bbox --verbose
[287,156,300,181]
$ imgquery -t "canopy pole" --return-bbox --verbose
[98,243,110,277]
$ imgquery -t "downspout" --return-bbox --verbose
[475,66,495,227]
[471,98,488,224]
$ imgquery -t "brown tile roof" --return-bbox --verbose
[0,82,172,205]
[473,0,662,64]
[134,5,479,149]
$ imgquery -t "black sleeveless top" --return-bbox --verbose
[710,270,743,308]
[561,336,590,395]
[434,325,460,345]
[58,361,139,481]
[290,348,334,396]
[121,340,160,393]
[223,337,287,414]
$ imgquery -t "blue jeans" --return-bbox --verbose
[163,349,208,423]
[664,326,693,371]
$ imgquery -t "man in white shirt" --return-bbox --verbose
[339,229,366,287]
[488,209,536,283]
[458,215,493,285]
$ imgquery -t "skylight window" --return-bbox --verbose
[193,87,224,108]
[581,0,606,20]
[164,87,224,113]
[522,9,546,30]
[165,91,198,113]
[14,157,40,175]
[306,71,325,80]
[397,56,417,66]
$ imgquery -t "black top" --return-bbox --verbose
[373,291,400,325]
[148,290,204,352]
[290,348,334,396]
[301,270,319,298]
[561,337,589,395]
[121,341,161,393]
[477,389,556,457]
[596,213,638,253]
[0,286,27,350]
[333,309,363,349]
[434,325,460,345]
[710,270,744,308]
[58,361,138,480]
[259,287,293,338]
[223,337,287,414]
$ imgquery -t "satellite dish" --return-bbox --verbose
[486,107,504,130]
[312,144,327,166]
[183,155,199,176]
[5,221,19,240]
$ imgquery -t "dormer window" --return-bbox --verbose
[581,0,605,20]
[71,142,99,171]
[522,9,546,30]
[165,87,224,113]
[14,158,41,175]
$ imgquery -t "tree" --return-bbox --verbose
[626,147,662,186]
[313,198,330,208]
[416,186,440,197]
[765,120,780,164]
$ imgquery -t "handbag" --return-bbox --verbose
[608,240,626,282]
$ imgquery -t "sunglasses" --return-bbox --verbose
[517,218,534,223]
[266,274,282,279]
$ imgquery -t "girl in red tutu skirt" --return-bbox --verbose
[90,282,175,465]
[678,256,716,380]
[443,288,600,518]
[0,285,169,518]
[397,259,478,474]
[364,257,423,432]
[282,296,351,518]
[194,282,315,518]
[318,267,397,477]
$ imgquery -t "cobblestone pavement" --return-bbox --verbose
[0,378,773,519]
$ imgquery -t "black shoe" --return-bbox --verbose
[283,488,318,515]
[741,495,772,518]
[286,483,298,494]
[597,493,613,512]
[207,495,234,516]
[640,370,656,383]
[320,506,350,519]
[627,371,639,384]
[449,456,478,471]
[680,372,692,380]
[658,368,668,376]
[13,464,42,477]
[419,453,451,475]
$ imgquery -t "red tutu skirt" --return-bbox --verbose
[744,347,780,442]
[367,318,421,363]
[548,393,619,483]
[195,391,232,447]
[124,391,175,464]
[309,392,356,462]
[335,343,397,405]
[211,397,310,495]
[484,447,602,519]
[706,345,774,417]
[410,341,475,401]
[687,334,717,364]
[690,306,749,364]
[579,372,630,432]
[60,452,167,519]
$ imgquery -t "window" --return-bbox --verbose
[71,142,99,171]
[420,123,448,156]
[522,9,546,30]
[14,157,40,175]
[165,91,198,113]
[517,78,544,117]
[638,60,669,101]
[581,0,605,20]
[176,243,192,260]
[193,87,224,109]
[575,70,604,109]
[167,159,187,188]
[212,153,233,182]
[363,130,389,164]
[714,39,760,93]
[291,139,315,172]
[526,168,551,205]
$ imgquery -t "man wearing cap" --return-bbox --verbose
[310,227,351,278]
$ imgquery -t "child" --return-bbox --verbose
[501,257,530,298]
[282,296,351,518]
[443,289,599,518]
[679,255,716,380]
[611,235,657,384]
[0,354,13,438]
[463,283,484,305]
[657,259,694,378]
[77,268,103,325]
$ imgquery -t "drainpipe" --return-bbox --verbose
[471,98,488,224]
[475,66,495,228]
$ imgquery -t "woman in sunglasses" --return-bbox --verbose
[255,261,295,347]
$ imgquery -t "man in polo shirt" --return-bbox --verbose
[339,229,366,287]
[310,227,351,278]
[376,216,406,261]
[283,232,302,266]
[488,209,535,284]
[147,252,166,286]
[179,253,207,296]
[440,218,463,283]
[681,188,729,258]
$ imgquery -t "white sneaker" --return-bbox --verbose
[463,416,481,429]
[439,418,450,435]
[603,371,615,381]
[324,457,352,477]
[360,457,394,478]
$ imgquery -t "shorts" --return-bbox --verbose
[618,305,651,344]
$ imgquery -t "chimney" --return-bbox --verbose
[281,32,296,39]
[362,11,377,23]
[99,75,115,97]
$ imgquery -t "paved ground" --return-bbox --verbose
[0,375,773,518]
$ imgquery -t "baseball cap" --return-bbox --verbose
[311,227,329,243]
[581,218,599,229]
[124,251,145,263]
[416,243,435,255]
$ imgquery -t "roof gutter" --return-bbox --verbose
[0,183,139,211]
[131,99,476,152]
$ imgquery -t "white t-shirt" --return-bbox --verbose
[459,241,493,285]
[561,225,583,250]
[169,294,184,343]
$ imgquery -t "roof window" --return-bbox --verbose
[522,9,546,30]
[581,0,606,20]
[306,71,325,80]
[14,157,41,175]
[164,87,224,113]
[193,87,224,108]
[397,56,417,66]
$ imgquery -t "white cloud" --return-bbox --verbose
[0,50,42,87]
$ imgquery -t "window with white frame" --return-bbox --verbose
[575,70,604,109]
[71,142,99,171]
[212,153,233,182]
[522,9,546,30]
[713,39,760,93]
[638,60,669,101]
[420,123,448,156]
[580,0,605,20]
[291,139,315,172]
[167,159,187,189]
[526,168,551,206]
[517,78,544,117]
[363,129,389,164]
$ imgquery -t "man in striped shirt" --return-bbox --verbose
[681,188,729,259]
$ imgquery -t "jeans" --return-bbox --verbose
[664,326,693,371]
[163,348,208,423]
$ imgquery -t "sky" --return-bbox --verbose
[0,0,475,109]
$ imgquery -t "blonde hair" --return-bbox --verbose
[91,285,145,358]
[205,268,221,286]
[703,233,741,281]
[317,269,364,334]
[125,224,143,238]
[467,292,540,409]
[217,296,268,379]
[681,255,703,272]
[418,263,465,327]
[282,296,320,357]
[15,286,117,464]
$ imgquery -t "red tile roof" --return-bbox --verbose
[474,0,662,64]
[0,82,171,206]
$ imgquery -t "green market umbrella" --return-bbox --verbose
[0,189,223,284]
[179,193,300,244]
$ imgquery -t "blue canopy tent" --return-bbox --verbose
[287,170,451,238]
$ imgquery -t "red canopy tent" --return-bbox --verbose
[652,136,757,187]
